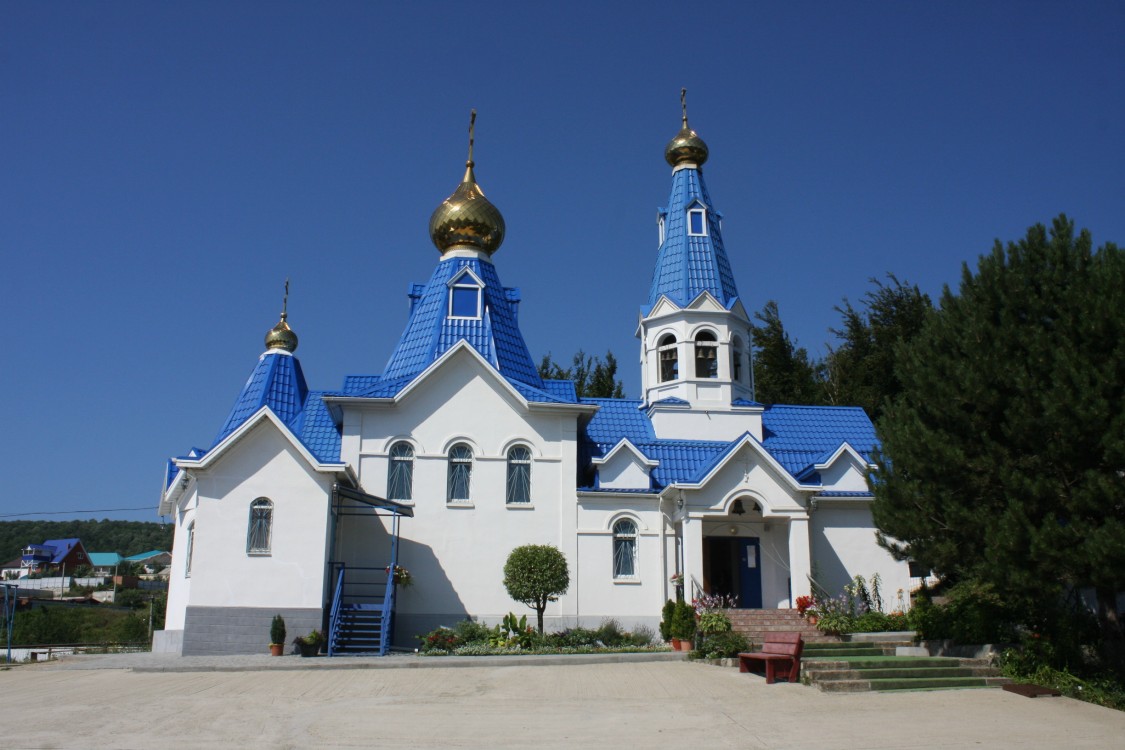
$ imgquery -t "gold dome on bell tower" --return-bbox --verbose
[664,88,709,168]
[429,110,506,255]
[264,279,298,353]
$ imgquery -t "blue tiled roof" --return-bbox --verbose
[541,379,578,402]
[342,374,382,394]
[579,399,878,490]
[731,398,762,407]
[293,391,342,463]
[815,491,874,498]
[761,405,878,476]
[648,167,739,308]
[42,539,82,564]
[652,396,689,406]
[382,257,542,387]
[581,399,656,447]
[213,351,309,447]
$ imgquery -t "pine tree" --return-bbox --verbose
[749,300,823,405]
[871,216,1125,656]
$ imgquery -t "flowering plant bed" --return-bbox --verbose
[417,618,666,656]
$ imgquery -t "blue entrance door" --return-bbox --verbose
[739,538,763,609]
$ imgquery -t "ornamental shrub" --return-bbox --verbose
[503,544,570,634]
[270,614,286,645]
[695,631,750,659]
[697,611,732,635]
[659,599,676,641]
[671,600,696,640]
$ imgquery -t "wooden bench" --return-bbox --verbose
[738,632,804,684]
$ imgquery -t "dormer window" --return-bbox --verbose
[657,215,666,246]
[447,270,485,320]
[694,331,718,378]
[688,208,707,236]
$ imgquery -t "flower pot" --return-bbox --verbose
[297,642,320,657]
[677,639,694,652]
[807,615,818,626]
[670,637,682,650]
[269,643,284,656]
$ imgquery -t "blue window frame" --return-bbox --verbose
[388,442,414,501]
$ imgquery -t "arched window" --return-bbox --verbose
[658,334,678,382]
[387,442,414,501]
[506,445,532,504]
[247,498,273,555]
[447,443,473,503]
[185,521,195,578]
[613,519,637,578]
[731,335,745,383]
[694,331,718,378]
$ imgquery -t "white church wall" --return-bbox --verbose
[810,502,912,608]
[339,356,587,639]
[185,422,333,611]
[818,455,871,492]
[575,502,665,630]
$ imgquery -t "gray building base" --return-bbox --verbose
[183,606,322,656]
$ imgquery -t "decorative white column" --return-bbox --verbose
[681,514,704,598]
[788,515,812,604]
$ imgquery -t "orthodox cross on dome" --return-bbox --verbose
[281,277,290,321]
[467,108,476,167]
[681,87,689,127]
[265,277,298,352]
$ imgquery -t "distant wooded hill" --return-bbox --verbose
[0,520,173,563]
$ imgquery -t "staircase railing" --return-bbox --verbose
[328,564,346,657]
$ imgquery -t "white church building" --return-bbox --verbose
[156,105,911,656]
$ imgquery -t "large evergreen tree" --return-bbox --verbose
[871,216,1125,653]
[824,275,934,421]
[749,300,823,405]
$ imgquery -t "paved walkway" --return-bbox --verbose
[3,652,1124,749]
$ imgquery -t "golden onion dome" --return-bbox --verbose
[265,312,298,352]
[429,110,505,255]
[265,280,298,352]
[664,88,709,168]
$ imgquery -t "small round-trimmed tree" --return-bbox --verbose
[503,544,570,633]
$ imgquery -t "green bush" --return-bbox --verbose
[697,611,732,635]
[695,631,749,659]
[270,614,286,645]
[659,599,675,641]
[452,618,493,645]
[503,544,570,633]
[670,600,696,640]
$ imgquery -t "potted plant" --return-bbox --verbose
[795,594,817,624]
[671,599,696,651]
[294,629,324,657]
[269,614,286,656]
[386,564,413,588]
[659,599,677,646]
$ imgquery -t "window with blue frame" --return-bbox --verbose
[506,446,532,504]
[387,442,414,501]
[450,285,481,318]
[447,443,473,503]
[613,519,637,578]
[688,208,706,236]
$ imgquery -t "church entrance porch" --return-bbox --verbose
[703,536,763,609]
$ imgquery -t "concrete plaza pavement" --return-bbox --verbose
[3,652,1124,749]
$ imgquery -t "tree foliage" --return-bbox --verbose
[823,275,934,421]
[871,216,1125,655]
[538,350,625,398]
[0,520,172,563]
[502,544,570,633]
[749,300,823,405]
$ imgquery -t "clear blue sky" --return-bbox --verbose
[2,1,1122,522]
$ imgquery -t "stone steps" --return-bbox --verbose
[802,652,1010,693]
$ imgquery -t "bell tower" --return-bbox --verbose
[637,91,761,441]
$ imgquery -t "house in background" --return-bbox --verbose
[18,539,90,576]
[156,104,912,656]
[125,551,172,575]
[87,552,124,576]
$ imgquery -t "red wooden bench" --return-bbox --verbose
[738,632,804,684]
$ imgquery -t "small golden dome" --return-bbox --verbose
[265,280,297,352]
[429,110,505,255]
[265,312,298,352]
[664,88,709,168]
